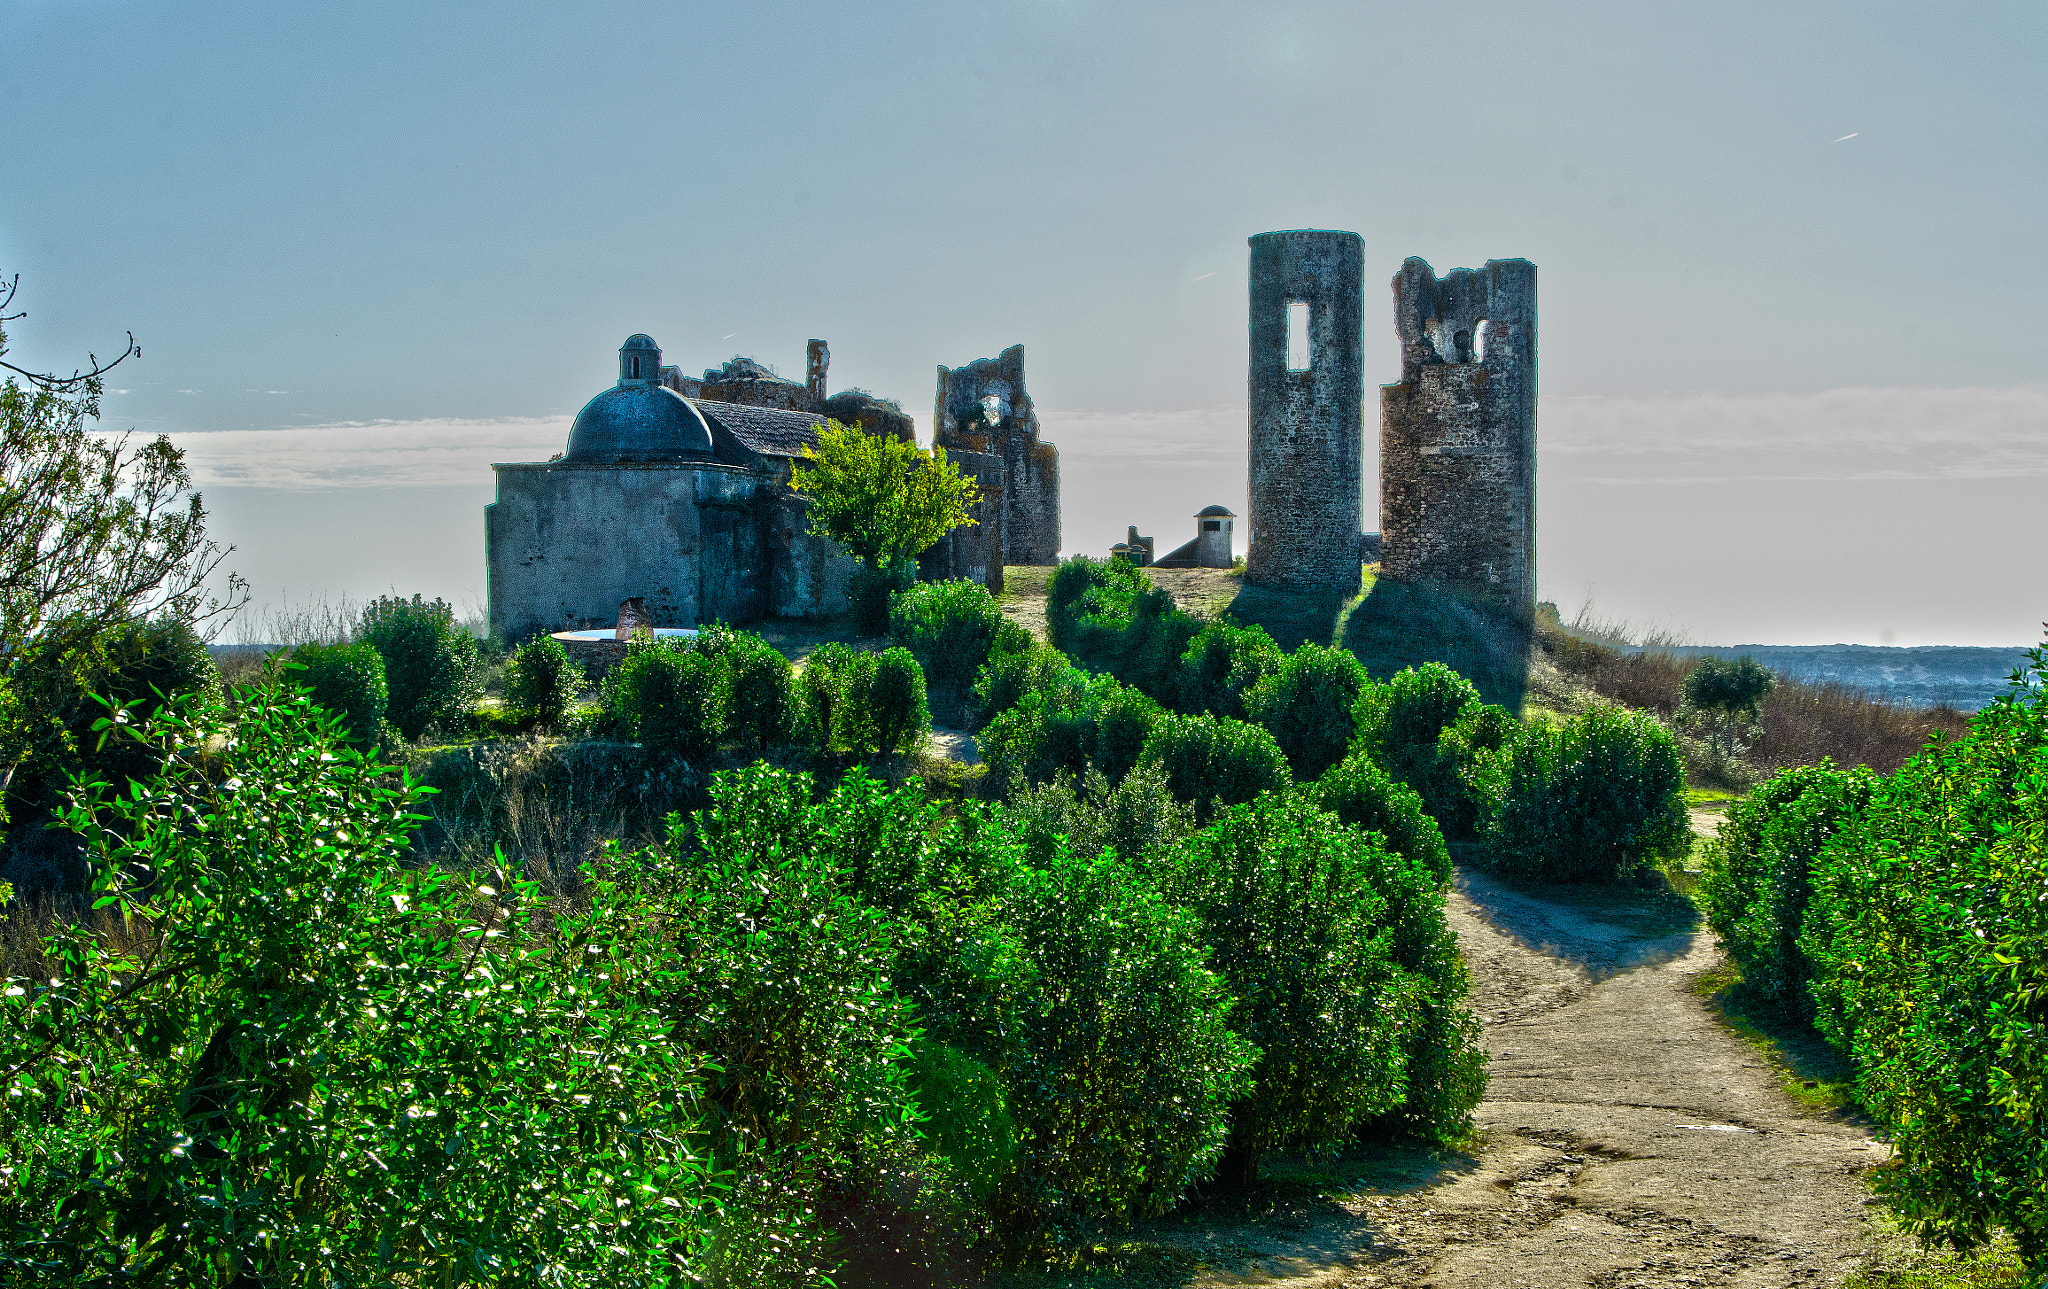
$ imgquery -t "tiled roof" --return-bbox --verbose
[690,398,829,462]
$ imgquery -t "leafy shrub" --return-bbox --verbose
[1245,643,1368,781]
[1799,649,2048,1276]
[798,641,865,751]
[1090,681,1166,784]
[852,647,930,756]
[358,593,481,741]
[912,842,1255,1245]
[973,639,1075,721]
[291,641,390,747]
[608,639,726,758]
[1,683,725,1283]
[1476,706,1689,883]
[628,766,924,1275]
[891,579,1006,716]
[1352,662,1486,831]
[976,673,1156,797]
[1312,752,1451,884]
[1696,760,1876,1017]
[1004,761,1196,866]
[1431,701,1521,837]
[1046,556,1201,702]
[1139,714,1290,823]
[1176,621,1283,719]
[716,632,798,750]
[1306,758,1484,1142]
[1152,794,1416,1185]
[504,632,578,729]
[2,617,226,842]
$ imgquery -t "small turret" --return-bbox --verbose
[619,334,660,386]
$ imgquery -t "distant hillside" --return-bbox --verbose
[1639,644,2030,712]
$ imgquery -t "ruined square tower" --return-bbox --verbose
[1378,256,1537,616]
[1245,229,1366,591]
[934,344,1060,566]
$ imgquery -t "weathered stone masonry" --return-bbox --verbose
[922,344,1061,590]
[1245,230,1366,592]
[1378,256,1537,616]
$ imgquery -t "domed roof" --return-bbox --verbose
[1196,504,1236,518]
[621,333,660,351]
[564,384,713,462]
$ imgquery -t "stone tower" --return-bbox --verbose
[1245,229,1365,591]
[1378,256,1537,616]
[934,344,1060,566]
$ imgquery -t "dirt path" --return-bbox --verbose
[1137,869,1883,1289]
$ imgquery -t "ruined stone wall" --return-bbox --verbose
[1245,229,1366,591]
[1378,256,1536,615]
[917,446,1006,592]
[486,460,853,640]
[935,344,1060,565]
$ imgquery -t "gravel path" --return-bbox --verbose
[1170,868,1884,1289]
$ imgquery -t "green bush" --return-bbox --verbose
[798,642,865,751]
[1306,757,1484,1143]
[608,639,727,758]
[853,646,930,756]
[1152,793,1417,1185]
[1139,713,1291,823]
[1431,701,1520,837]
[1696,760,1876,1017]
[976,673,1157,797]
[1176,621,1283,719]
[2,617,227,844]
[504,632,578,729]
[1245,643,1369,782]
[890,579,1006,716]
[909,841,1254,1245]
[1352,662,1487,832]
[1,681,726,1283]
[1311,752,1451,885]
[1799,650,2048,1276]
[1003,761,1196,866]
[712,631,797,750]
[973,639,1076,721]
[1046,556,1201,702]
[1476,706,1689,883]
[1090,681,1166,784]
[292,642,390,748]
[358,593,481,742]
[630,766,922,1268]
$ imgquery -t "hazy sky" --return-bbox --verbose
[4,0,2042,645]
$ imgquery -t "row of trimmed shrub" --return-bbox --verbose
[982,619,1688,884]
[601,628,930,759]
[1696,646,2048,1278]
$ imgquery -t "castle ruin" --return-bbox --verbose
[1242,230,1536,616]
[1245,230,1366,592]
[1379,256,1537,616]
[920,344,1061,590]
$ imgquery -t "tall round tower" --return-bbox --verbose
[1245,229,1365,591]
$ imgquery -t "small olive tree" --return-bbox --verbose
[0,275,243,834]
[788,420,979,633]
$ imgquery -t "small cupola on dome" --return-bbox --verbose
[619,334,661,385]
[563,332,713,462]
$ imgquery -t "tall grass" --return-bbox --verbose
[1538,616,1967,777]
